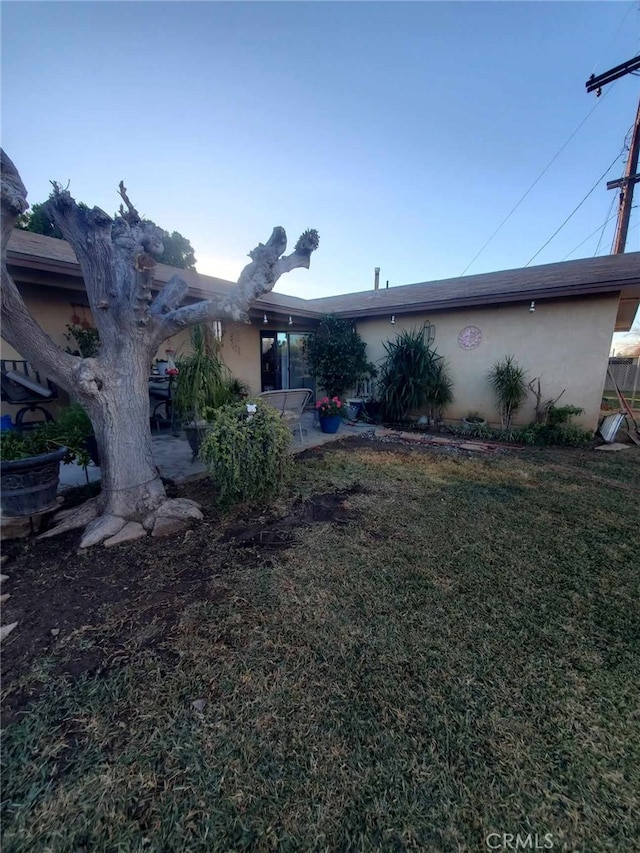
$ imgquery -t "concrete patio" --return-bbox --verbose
[58,412,377,491]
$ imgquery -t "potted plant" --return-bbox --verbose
[45,403,100,467]
[0,429,68,516]
[316,396,344,433]
[305,314,376,399]
[172,325,240,459]
[462,411,486,429]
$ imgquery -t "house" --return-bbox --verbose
[2,229,639,430]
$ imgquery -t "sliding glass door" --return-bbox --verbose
[261,332,314,393]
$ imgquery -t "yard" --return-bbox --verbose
[1,437,639,852]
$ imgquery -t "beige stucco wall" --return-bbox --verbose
[355,294,620,431]
[0,284,266,421]
[218,321,262,394]
[2,281,620,431]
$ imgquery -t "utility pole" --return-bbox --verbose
[608,99,640,254]
[586,55,640,253]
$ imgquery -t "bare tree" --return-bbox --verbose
[1,151,319,546]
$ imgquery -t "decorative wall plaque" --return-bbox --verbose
[229,330,241,356]
[457,325,482,350]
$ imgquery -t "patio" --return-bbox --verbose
[57,412,377,490]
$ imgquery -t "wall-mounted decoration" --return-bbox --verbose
[229,330,241,356]
[457,325,482,350]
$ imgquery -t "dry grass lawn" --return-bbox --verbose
[1,439,639,852]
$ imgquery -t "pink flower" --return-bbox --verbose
[336,402,342,407]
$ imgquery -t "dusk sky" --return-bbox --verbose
[2,1,639,334]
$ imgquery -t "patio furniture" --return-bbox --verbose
[1,359,58,432]
[148,375,177,433]
[258,388,313,443]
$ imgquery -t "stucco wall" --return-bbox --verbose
[218,322,262,394]
[2,283,620,430]
[0,284,266,421]
[355,294,619,430]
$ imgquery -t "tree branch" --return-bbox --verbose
[117,180,141,225]
[158,227,319,339]
[1,150,81,393]
[43,186,119,314]
[149,274,189,317]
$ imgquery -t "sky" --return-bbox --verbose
[1,1,639,336]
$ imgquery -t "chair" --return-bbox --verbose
[258,388,313,443]
[1,359,59,432]
[149,375,174,431]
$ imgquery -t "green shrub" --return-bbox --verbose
[305,314,376,398]
[199,400,292,505]
[547,404,583,426]
[0,404,95,465]
[63,324,100,357]
[0,429,56,462]
[378,326,453,422]
[519,423,593,447]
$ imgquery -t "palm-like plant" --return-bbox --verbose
[487,355,528,429]
[378,327,453,423]
[172,325,234,424]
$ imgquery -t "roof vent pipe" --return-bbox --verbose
[374,267,380,291]
[386,280,389,289]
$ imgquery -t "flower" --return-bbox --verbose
[315,396,343,417]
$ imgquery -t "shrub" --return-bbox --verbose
[63,324,100,357]
[378,326,453,423]
[487,355,528,429]
[199,400,292,505]
[305,314,376,398]
[519,423,593,447]
[0,404,95,465]
[547,404,583,426]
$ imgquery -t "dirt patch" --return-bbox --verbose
[0,482,366,718]
[222,485,364,550]
[297,434,480,461]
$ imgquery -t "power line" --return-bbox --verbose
[590,2,639,76]
[524,151,624,267]
[560,208,618,262]
[459,88,614,276]
[594,194,618,256]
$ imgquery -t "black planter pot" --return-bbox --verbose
[0,446,67,517]
[84,435,101,466]
[184,425,210,462]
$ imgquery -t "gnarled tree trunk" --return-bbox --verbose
[1,150,319,545]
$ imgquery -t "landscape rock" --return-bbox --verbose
[0,622,18,643]
[1,554,8,566]
[38,497,100,540]
[80,515,127,549]
[103,522,147,548]
[0,574,8,584]
[0,593,10,604]
[155,498,204,520]
[151,516,190,538]
[595,442,629,452]
[51,628,60,637]
[191,698,207,712]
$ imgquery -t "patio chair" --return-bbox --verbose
[258,388,313,443]
[1,359,58,431]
